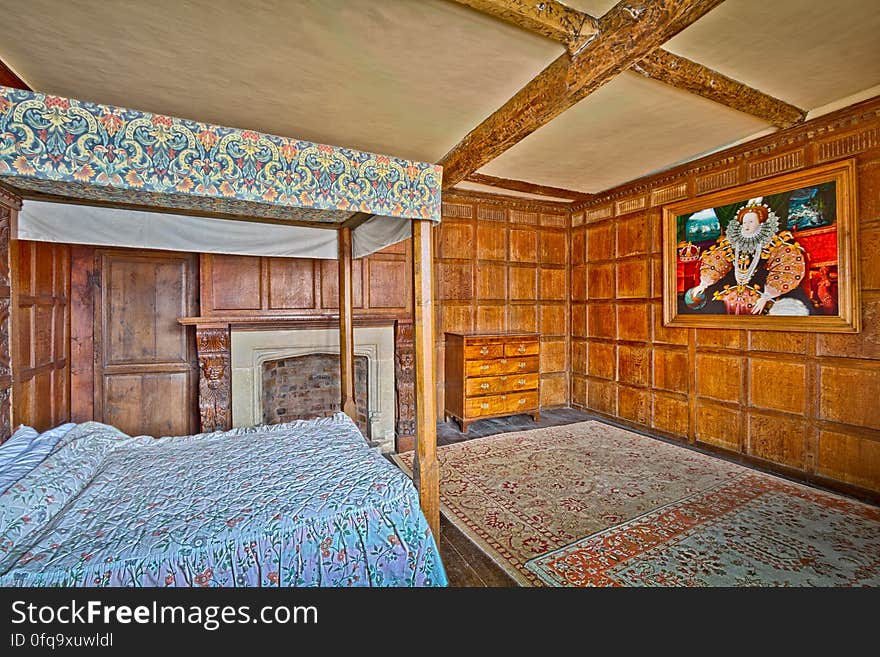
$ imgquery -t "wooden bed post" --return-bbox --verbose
[411,219,440,539]
[337,226,358,421]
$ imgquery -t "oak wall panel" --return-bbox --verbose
[749,358,806,415]
[211,255,260,310]
[477,223,507,261]
[747,412,806,469]
[509,304,537,333]
[617,304,649,342]
[819,364,880,430]
[509,229,537,262]
[817,429,880,491]
[267,258,315,309]
[509,266,537,300]
[477,263,507,300]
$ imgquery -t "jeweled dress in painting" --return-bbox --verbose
[683,202,808,315]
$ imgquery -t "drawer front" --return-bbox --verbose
[504,340,539,357]
[464,342,504,359]
[465,391,539,418]
[465,373,539,397]
[465,356,539,377]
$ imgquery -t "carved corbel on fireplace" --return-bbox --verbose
[195,324,231,432]
[394,320,416,452]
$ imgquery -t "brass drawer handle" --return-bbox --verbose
[518,362,526,369]
[480,403,489,410]
[518,398,527,405]
[481,364,490,371]
[517,345,526,353]
[517,378,527,385]
[480,383,490,390]
[480,346,489,355]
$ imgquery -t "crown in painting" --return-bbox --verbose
[677,241,701,262]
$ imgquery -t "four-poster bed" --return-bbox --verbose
[0,85,444,584]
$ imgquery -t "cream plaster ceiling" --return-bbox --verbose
[479,71,770,193]
[0,0,561,163]
[1,0,877,197]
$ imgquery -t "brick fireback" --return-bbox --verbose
[261,353,370,437]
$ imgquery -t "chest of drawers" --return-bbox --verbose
[444,332,540,433]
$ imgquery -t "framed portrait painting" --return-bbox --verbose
[662,158,860,333]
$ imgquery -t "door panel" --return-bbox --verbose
[93,250,198,437]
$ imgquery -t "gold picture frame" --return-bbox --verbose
[662,158,859,332]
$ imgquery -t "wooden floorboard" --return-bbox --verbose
[440,516,517,587]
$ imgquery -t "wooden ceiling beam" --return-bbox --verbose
[451,0,598,53]
[464,172,592,201]
[631,49,806,128]
[439,0,728,189]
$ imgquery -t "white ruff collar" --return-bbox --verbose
[725,212,779,254]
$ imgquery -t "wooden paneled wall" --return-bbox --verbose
[436,192,570,413]
[198,194,571,417]
[571,96,880,495]
[13,241,70,431]
[199,241,411,317]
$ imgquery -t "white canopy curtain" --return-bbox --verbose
[17,200,412,259]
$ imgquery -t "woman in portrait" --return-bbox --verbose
[683,201,810,315]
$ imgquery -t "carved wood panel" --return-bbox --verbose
[196,326,231,432]
[394,320,415,451]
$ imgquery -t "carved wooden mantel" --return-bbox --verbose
[180,314,415,449]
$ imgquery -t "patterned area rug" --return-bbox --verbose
[396,421,880,586]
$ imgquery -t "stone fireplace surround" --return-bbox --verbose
[231,326,396,451]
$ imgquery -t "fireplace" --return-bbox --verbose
[230,326,396,451]
[261,353,370,437]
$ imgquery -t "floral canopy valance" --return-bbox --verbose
[0,86,442,224]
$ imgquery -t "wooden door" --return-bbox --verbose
[91,249,198,436]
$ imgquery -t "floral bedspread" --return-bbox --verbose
[0,414,446,587]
